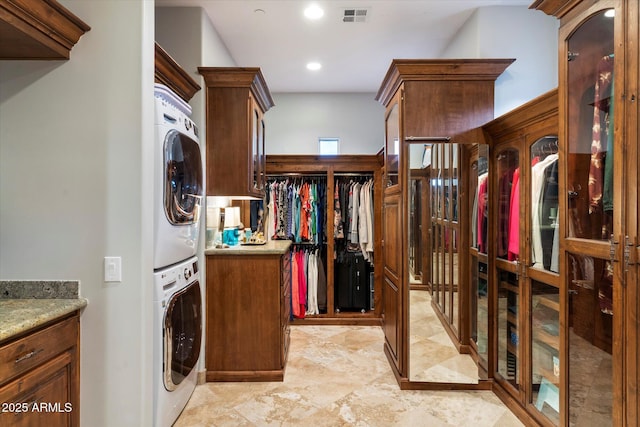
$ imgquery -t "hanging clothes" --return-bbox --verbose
[507,167,520,260]
[588,54,614,214]
[531,154,559,268]
[266,177,327,244]
[477,173,489,253]
[334,177,375,263]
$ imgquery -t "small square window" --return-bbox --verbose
[319,138,339,155]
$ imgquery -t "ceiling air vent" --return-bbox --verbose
[342,8,369,23]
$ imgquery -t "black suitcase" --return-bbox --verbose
[335,252,369,312]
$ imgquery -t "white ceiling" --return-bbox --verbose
[155,0,532,93]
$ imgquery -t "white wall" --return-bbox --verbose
[267,93,385,155]
[441,6,559,117]
[0,1,154,426]
[155,5,237,375]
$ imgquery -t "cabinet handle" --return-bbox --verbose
[15,348,43,364]
[624,235,633,272]
[609,234,619,263]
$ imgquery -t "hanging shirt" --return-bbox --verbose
[531,154,559,268]
[507,167,520,260]
[588,55,614,213]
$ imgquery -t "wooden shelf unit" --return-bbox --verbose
[266,155,384,325]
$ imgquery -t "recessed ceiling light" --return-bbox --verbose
[306,62,322,71]
[304,4,324,20]
[604,9,615,18]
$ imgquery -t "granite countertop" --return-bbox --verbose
[204,239,292,255]
[0,281,87,343]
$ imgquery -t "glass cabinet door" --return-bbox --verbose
[470,145,489,376]
[385,99,400,188]
[530,136,559,273]
[564,6,616,426]
[495,145,521,392]
[252,106,260,192]
[527,133,561,425]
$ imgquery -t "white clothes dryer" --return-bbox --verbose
[153,84,203,270]
[153,256,202,427]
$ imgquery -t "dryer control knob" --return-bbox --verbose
[184,268,191,279]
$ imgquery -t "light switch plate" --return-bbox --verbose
[104,256,122,282]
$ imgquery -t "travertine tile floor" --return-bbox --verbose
[409,290,479,383]
[175,325,523,426]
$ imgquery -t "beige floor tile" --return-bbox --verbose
[175,326,523,427]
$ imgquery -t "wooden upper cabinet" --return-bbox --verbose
[376,59,515,140]
[0,0,90,59]
[154,43,201,102]
[198,67,275,199]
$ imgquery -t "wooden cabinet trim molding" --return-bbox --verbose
[154,43,201,102]
[529,0,586,18]
[375,59,515,106]
[483,89,559,140]
[0,0,90,59]
[267,154,382,173]
[198,67,275,112]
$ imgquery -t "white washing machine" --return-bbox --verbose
[153,84,203,270]
[153,256,202,427]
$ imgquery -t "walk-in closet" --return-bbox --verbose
[265,155,384,324]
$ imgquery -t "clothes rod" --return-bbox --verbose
[334,172,373,177]
[267,173,327,177]
[405,136,451,142]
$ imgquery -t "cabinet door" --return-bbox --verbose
[493,144,523,396]
[470,145,489,376]
[0,352,74,427]
[383,192,403,373]
[384,91,401,189]
[561,3,619,425]
[250,95,261,194]
[527,133,561,425]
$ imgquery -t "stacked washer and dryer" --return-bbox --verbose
[152,84,204,427]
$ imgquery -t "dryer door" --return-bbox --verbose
[163,280,202,391]
[164,130,203,225]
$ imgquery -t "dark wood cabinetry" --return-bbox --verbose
[198,67,274,199]
[0,313,80,427]
[154,43,200,102]
[0,0,89,60]
[375,59,512,385]
[205,242,291,381]
[483,89,560,425]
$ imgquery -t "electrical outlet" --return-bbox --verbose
[104,256,122,282]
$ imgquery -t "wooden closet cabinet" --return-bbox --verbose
[0,313,80,427]
[205,242,291,381]
[198,67,274,199]
[265,155,384,324]
[530,0,638,425]
[375,59,513,383]
[483,89,560,426]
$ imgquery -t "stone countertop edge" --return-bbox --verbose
[0,280,87,343]
[0,298,88,343]
[204,239,292,255]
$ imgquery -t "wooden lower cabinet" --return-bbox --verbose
[0,313,80,427]
[205,243,291,381]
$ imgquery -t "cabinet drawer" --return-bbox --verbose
[0,316,78,386]
[0,352,73,427]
